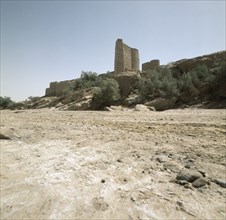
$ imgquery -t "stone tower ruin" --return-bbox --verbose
[114,39,140,74]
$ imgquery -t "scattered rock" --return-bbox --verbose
[105,106,124,111]
[0,129,20,140]
[176,169,202,183]
[177,180,188,185]
[192,177,206,188]
[163,161,182,173]
[198,170,206,177]
[134,104,152,112]
[144,98,176,111]
[123,94,142,106]
[92,197,109,211]
[0,133,11,140]
[156,155,169,163]
[214,179,226,188]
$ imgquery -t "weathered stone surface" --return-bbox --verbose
[214,179,226,188]
[114,39,140,74]
[45,80,75,97]
[114,71,141,98]
[123,94,142,106]
[192,177,206,188]
[156,155,169,163]
[0,133,11,140]
[145,98,176,111]
[176,57,213,73]
[163,161,182,173]
[67,99,92,111]
[104,106,124,111]
[166,51,226,75]
[142,59,160,72]
[63,87,99,111]
[176,169,202,183]
[134,104,150,112]
[0,129,20,140]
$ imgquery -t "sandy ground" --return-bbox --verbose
[0,109,226,219]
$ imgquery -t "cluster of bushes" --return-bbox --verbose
[138,68,179,100]
[27,96,40,102]
[138,62,226,102]
[0,96,15,109]
[73,71,120,107]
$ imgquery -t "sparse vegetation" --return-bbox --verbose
[73,71,120,108]
[138,68,179,100]
[27,96,40,102]
[0,96,15,109]
[138,63,226,102]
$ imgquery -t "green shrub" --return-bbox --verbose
[74,71,99,90]
[73,71,120,108]
[27,96,40,102]
[93,78,120,107]
[138,68,179,100]
[0,96,15,108]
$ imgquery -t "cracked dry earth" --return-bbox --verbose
[0,109,226,219]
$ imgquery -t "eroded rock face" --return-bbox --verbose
[113,71,141,99]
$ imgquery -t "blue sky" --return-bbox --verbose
[1,0,225,101]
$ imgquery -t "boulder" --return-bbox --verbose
[176,169,202,183]
[0,128,20,140]
[67,99,92,111]
[192,177,206,188]
[123,94,142,106]
[105,106,124,111]
[113,71,141,99]
[214,179,226,188]
[134,104,149,112]
[145,98,176,111]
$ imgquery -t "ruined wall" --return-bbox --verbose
[142,59,160,72]
[114,39,140,74]
[45,80,75,97]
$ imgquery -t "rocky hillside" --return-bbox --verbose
[6,50,226,111]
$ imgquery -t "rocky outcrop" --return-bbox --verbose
[134,104,155,112]
[113,71,141,99]
[166,51,226,74]
[123,94,142,106]
[9,87,99,111]
[144,98,176,111]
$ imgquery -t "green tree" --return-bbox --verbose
[93,78,120,107]
[0,96,15,108]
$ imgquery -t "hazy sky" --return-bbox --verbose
[1,0,225,101]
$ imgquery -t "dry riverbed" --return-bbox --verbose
[0,109,226,219]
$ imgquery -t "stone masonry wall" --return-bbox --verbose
[142,59,160,72]
[114,39,140,74]
[45,80,75,97]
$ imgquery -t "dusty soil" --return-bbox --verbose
[1,109,226,219]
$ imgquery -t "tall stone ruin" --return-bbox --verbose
[114,39,140,74]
